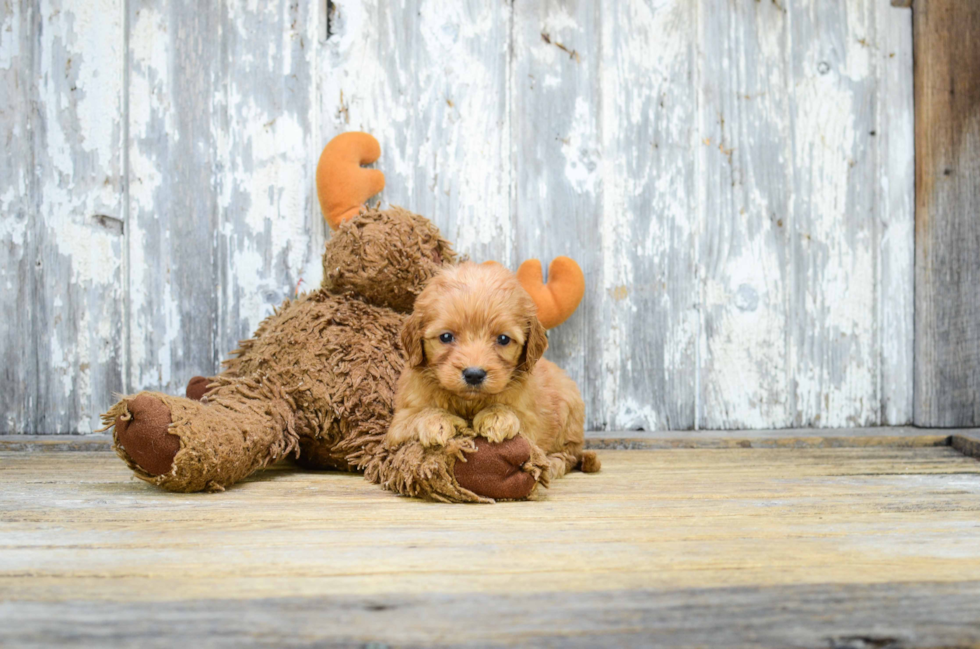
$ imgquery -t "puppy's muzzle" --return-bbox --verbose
[462,367,487,386]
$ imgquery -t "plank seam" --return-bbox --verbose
[28,0,40,434]
[873,0,884,426]
[122,0,131,394]
[693,0,705,431]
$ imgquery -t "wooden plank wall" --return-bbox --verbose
[0,0,914,434]
[913,0,980,427]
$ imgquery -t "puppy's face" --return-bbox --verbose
[401,262,548,399]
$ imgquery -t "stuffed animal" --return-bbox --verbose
[100,133,586,503]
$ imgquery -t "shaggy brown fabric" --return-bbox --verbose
[103,380,299,493]
[113,394,179,476]
[185,376,212,401]
[454,436,538,501]
[100,206,583,502]
[322,206,455,313]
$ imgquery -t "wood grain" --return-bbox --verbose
[595,0,699,431]
[698,0,792,429]
[0,1,37,433]
[406,1,514,266]
[1,425,965,452]
[511,0,604,428]
[3,582,980,648]
[126,0,220,396]
[877,0,915,425]
[585,426,953,450]
[787,0,879,428]
[2,447,980,645]
[951,430,980,461]
[913,0,980,427]
[1,0,127,433]
[317,0,514,268]
[212,0,322,359]
[1,0,918,433]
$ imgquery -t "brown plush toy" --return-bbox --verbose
[100,132,586,502]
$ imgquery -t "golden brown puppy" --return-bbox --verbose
[386,261,600,483]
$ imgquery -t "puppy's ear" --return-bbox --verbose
[519,315,548,372]
[400,311,427,367]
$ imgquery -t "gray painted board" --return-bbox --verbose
[33,0,129,433]
[1,1,36,433]
[699,0,793,429]
[1,0,127,433]
[1,0,915,433]
[512,0,606,429]
[126,0,221,397]
[211,1,322,363]
[593,0,699,431]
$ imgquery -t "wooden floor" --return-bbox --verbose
[3,439,980,647]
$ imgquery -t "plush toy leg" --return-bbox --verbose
[367,434,551,503]
[101,378,299,493]
[185,376,213,401]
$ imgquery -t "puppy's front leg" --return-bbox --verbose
[473,404,522,444]
[387,407,471,448]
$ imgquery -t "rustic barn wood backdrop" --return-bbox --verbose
[0,0,914,434]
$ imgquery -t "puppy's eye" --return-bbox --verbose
[496,334,511,346]
[439,332,455,344]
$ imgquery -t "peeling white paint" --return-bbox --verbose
[2,0,915,433]
[21,0,127,431]
[562,97,600,196]
[0,5,21,70]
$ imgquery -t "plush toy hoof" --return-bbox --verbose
[454,436,538,501]
[115,394,180,476]
[185,376,212,401]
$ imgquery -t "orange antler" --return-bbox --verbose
[316,132,386,229]
[517,256,585,329]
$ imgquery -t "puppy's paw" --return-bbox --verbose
[417,412,471,448]
[524,442,552,488]
[473,405,521,443]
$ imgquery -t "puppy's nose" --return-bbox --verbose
[462,367,487,386]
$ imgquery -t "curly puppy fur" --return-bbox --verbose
[387,262,600,480]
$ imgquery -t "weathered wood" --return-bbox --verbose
[511,0,604,428]
[3,582,980,648]
[786,0,879,427]
[212,1,321,358]
[698,0,792,429]
[39,0,126,433]
[595,0,699,431]
[1,0,918,434]
[877,0,915,425]
[126,0,220,396]
[403,1,514,266]
[2,447,980,645]
[0,1,37,433]
[585,426,952,450]
[951,430,980,461]
[0,425,964,453]
[696,0,915,430]
[317,0,514,267]
[0,434,114,453]
[3,0,128,434]
[913,0,980,427]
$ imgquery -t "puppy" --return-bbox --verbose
[386,261,600,481]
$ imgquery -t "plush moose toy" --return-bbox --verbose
[100,133,586,503]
